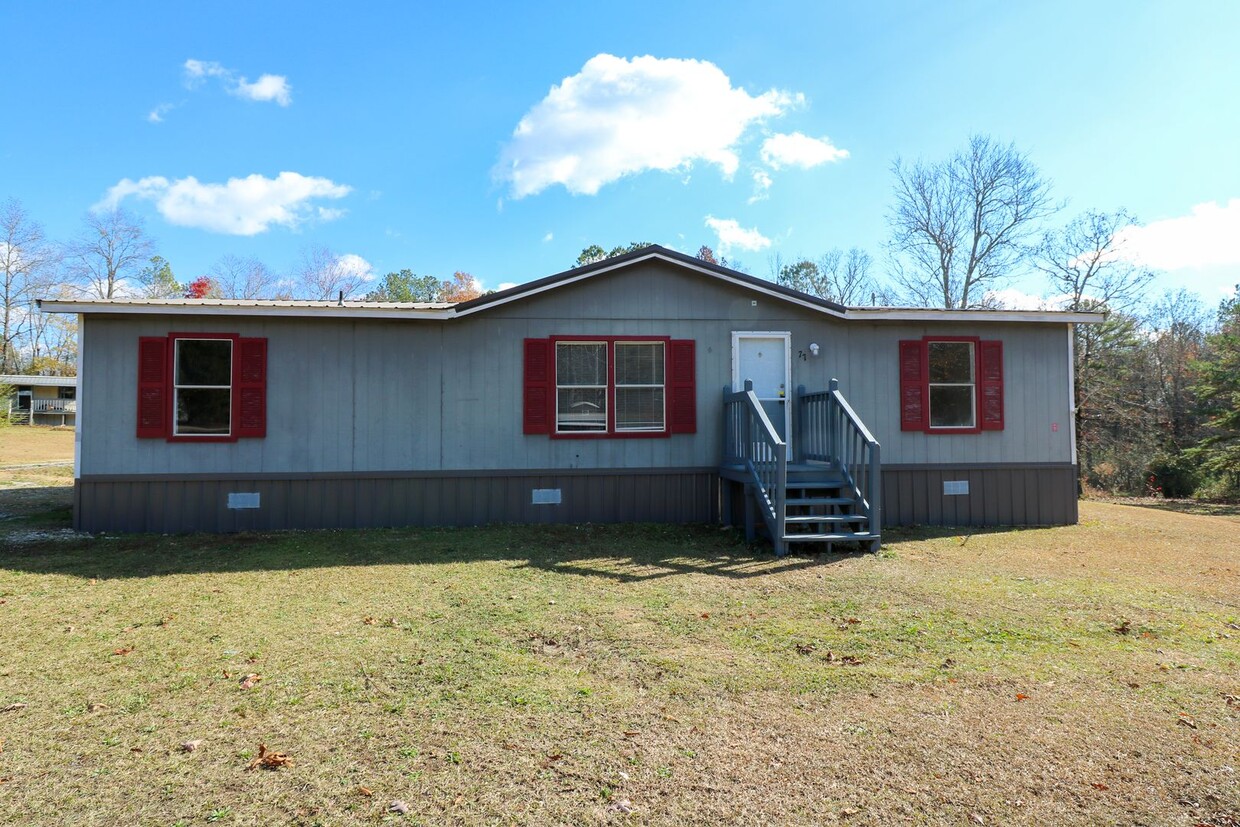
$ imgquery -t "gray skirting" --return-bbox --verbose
[73,463,1078,534]
[880,463,1078,527]
[73,469,722,534]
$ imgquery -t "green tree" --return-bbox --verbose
[574,241,654,267]
[1190,289,1240,493]
[136,255,180,298]
[364,269,441,302]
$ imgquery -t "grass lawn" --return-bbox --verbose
[0,495,1237,826]
[0,424,75,466]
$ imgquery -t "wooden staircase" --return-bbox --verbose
[722,380,881,555]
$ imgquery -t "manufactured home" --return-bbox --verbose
[2,374,77,426]
[40,246,1100,551]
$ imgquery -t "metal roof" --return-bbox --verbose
[38,247,1105,325]
[1,374,77,387]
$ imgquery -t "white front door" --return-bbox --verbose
[732,332,792,457]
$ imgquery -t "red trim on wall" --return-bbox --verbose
[534,335,695,440]
[143,332,268,443]
[902,336,1005,435]
[136,337,169,438]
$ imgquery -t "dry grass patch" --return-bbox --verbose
[0,503,1236,825]
[0,424,75,466]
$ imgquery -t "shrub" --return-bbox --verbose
[1146,452,1200,498]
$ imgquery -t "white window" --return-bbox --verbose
[927,341,975,429]
[556,342,607,432]
[614,342,665,431]
[174,338,232,436]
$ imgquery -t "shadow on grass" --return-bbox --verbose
[1092,497,1240,519]
[0,509,876,582]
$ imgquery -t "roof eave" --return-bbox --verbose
[37,300,456,321]
[844,308,1106,324]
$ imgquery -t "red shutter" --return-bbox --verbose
[899,340,927,431]
[667,339,696,434]
[137,337,169,438]
[235,337,267,438]
[523,338,552,434]
[979,339,1004,431]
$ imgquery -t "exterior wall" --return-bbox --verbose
[75,260,1079,532]
[81,261,1075,476]
[724,464,1077,529]
[74,469,719,533]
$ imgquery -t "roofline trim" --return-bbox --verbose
[452,247,850,319]
[845,308,1104,324]
[37,299,456,321]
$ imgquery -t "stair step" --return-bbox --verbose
[785,496,854,506]
[785,481,846,490]
[785,515,860,523]
[782,532,879,542]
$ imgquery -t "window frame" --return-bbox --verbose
[921,335,984,435]
[926,339,977,431]
[550,335,672,439]
[167,331,240,443]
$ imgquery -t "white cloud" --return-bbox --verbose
[234,74,292,106]
[496,54,800,198]
[1110,199,1240,269]
[760,132,849,169]
[97,172,352,235]
[748,169,773,204]
[147,102,177,123]
[183,59,292,106]
[704,215,771,253]
[542,232,554,243]
[335,253,375,283]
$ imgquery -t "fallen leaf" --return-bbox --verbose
[87,703,108,712]
[239,674,261,690]
[970,814,985,825]
[608,799,634,814]
[246,743,292,770]
[795,643,815,655]
[362,616,377,625]
[1177,714,1198,730]
[356,786,373,797]
[389,800,410,814]
[181,740,203,753]
[623,730,640,738]
[130,747,143,753]
[1015,693,1030,701]
[841,807,860,817]
[112,647,133,656]
[1113,620,1131,635]
[700,612,710,619]
[1127,682,1141,689]
[1091,782,1109,790]
[0,703,28,713]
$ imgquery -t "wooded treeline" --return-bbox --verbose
[4,131,1237,497]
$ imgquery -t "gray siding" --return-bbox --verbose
[79,260,1075,479]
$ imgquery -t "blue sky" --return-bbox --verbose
[3,1,1238,304]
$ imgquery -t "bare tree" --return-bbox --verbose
[65,207,155,299]
[1,199,59,373]
[295,245,368,300]
[209,254,280,300]
[772,247,889,305]
[887,134,1056,308]
[1035,208,1155,313]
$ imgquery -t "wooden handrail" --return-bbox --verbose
[723,380,787,550]
[796,379,882,541]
